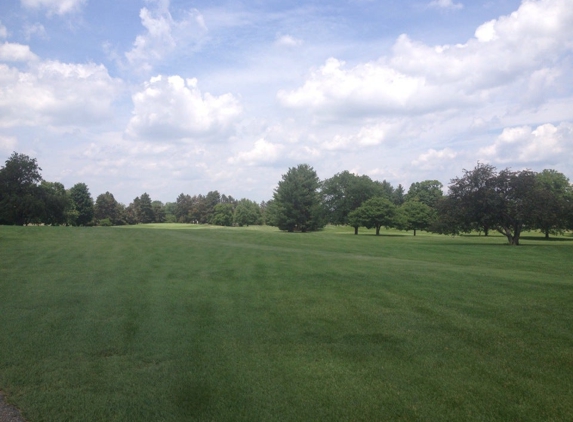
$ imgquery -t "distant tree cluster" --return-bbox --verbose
[1,152,572,245]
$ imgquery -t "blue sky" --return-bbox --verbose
[0,0,571,204]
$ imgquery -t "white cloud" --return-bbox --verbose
[479,122,573,164]
[20,0,86,15]
[428,0,463,10]
[321,124,390,151]
[0,22,8,39]
[275,35,303,47]
[0,135,18,151]
[412,148,458,170]
[126,75,242,141]
[279,0,573,119]
[125,0,208,71]
[23,23,47,40]
[0,42,39,62]
[0,61,122,128]
[228,138,285,166]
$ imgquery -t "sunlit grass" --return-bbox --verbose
[1,225,572,421]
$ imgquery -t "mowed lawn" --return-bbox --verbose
[0,225,572,422]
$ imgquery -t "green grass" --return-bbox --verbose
[1,224,572,421]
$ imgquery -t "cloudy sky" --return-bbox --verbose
[0,0,572,204]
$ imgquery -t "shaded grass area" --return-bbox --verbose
[0,225,572,421]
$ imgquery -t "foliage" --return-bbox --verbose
[0,152,44,225]
[405,180,443,208]
[68,183,94,226]
[348,196,396,235]
[233,198,262,226]
[272,164,325,232]
[530,169,572,238]
[396,200,436,236]
[210,203,234,226]
[322,171,382,225]
[446,163,539,245]
[39,181,71,226]
[95,192,123,225]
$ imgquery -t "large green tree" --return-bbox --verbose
[40,181,71,226]
[531,170,572,238]
[348,197,396,235]
[95,192,123,225]
[322,171,382,226]
[272,164,325,232]
[405,180,443,208]
[0,152,44,225]
[234,199,262,226]
[396,200,436,236]
[68,183,94,226]
[447,163,538,245]
[210,203,234,226]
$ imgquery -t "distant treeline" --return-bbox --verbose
[1,152,572,245]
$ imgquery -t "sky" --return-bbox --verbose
[0,0,572,204]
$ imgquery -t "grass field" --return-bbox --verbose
[1,224,572,421]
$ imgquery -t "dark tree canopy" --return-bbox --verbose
[446,163,539,245]
[68,183,94,226]
[322,171,381,226]
[234,199,262,226]
[531,170,572,238]
[405,180,443,208]
[272,164,325,232]
[0,152,44,225]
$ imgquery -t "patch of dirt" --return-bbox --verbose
[0,392,26,422]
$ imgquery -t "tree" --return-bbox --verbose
[40,181,71,225]
[152,200,166,223]
[392,184,405,206]
[68,183,94,226]
[272,164,325,232]
[135,193,154,223]
[396,200,435,236]
[348,197,396,235]
[405,180,443,208]
[447,163,538,245]
[175,193,193,223]
[531,170,572,238]
[0,152,44,225]
[234,199,262,226]
[210,203,234,226]
[95,192,122,225]
[322,171,382,226]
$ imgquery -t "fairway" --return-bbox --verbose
[1,225,572,421]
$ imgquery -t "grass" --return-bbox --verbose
[0,224,572,421]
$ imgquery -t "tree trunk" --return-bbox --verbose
[413,229,417,236]
[545,229,549,239]
[375,225,380,235]
[354,226,358,235]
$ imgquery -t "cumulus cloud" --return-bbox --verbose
[428,0,463,10]
[23,23,47,40]
[125,0,208,71]
[322,124,389,151]
[0,42,39,62]
[20,0,86,15]
[228,138,285,166]
[126,75,242,141]
[479,122,573,164]
[0,22,8,39]
[279,0,573,119]
[412,148,458,170]
[0,61,122,128]
[275,35,303,47]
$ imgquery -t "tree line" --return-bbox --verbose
[1,152,572,245]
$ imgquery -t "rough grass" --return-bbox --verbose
[0,225,572,421]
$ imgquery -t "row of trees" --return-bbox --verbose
[2,152,572,245]
[0,152,264,228]
[268,163,573,245]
